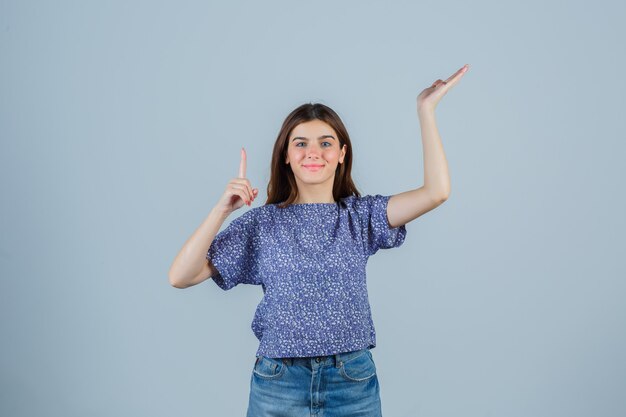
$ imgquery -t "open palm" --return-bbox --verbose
[417,64,469,113]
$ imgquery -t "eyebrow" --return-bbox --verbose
[291,135,336,142]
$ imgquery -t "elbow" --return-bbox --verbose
[425,186,450,205]
[168,273,189,289]
[437,186,450,202]
[169,276,182,289]
[432,191,449,205]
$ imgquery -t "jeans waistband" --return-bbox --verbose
[258,347,370,369]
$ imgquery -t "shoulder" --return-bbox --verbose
[229,203,281,229]
[222,206,262,231]
[340,194,390,213]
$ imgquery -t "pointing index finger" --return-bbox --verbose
[239,147,246,178]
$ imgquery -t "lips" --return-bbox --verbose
[302,164,324,171]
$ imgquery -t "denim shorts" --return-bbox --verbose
[246,347,382,417]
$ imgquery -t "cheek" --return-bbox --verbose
[287,148,302,160]
[323,149,340,161]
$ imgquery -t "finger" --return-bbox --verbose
[239,147,246,178]
[231,182,252,202]
[430,79,446,88]
[233,178,253,201]
[444,65,467,82]
[444,64,469,86]
[241,178,254,201]
[244,182,255,202]
[235,189,250,205]
[232,186,251,205]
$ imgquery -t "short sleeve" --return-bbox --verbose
[206,210,261,290]
[354,194,407,256]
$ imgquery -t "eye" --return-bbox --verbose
[294,141,332,148]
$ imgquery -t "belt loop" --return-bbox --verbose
[334,352,341,368]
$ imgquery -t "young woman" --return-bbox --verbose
[169,64,469,417]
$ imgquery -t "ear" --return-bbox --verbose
[339,144,347,163]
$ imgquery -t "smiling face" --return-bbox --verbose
[285,119,347,192]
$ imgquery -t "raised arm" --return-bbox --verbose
[168,147,259,288]
[387,64,469,229]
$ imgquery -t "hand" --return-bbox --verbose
[215,147,259,216]
[417,64,469,114]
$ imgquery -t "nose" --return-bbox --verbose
[305,143,322,158]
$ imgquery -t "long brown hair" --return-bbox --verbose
[266,103,360,208]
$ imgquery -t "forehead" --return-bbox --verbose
[289,119,337,139]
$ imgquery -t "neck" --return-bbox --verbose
[294,194,335,204]
[293,184,335,204]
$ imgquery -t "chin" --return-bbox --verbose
[295,174,333,185]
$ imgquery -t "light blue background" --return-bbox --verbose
[2,1,625,416]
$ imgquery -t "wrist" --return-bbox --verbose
[417,107,435,118]
[210,206,231,221]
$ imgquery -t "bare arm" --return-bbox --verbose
[387,109,449,228]
[168,147,259,289]
[168,207,230,289]
[387,64,469,228]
